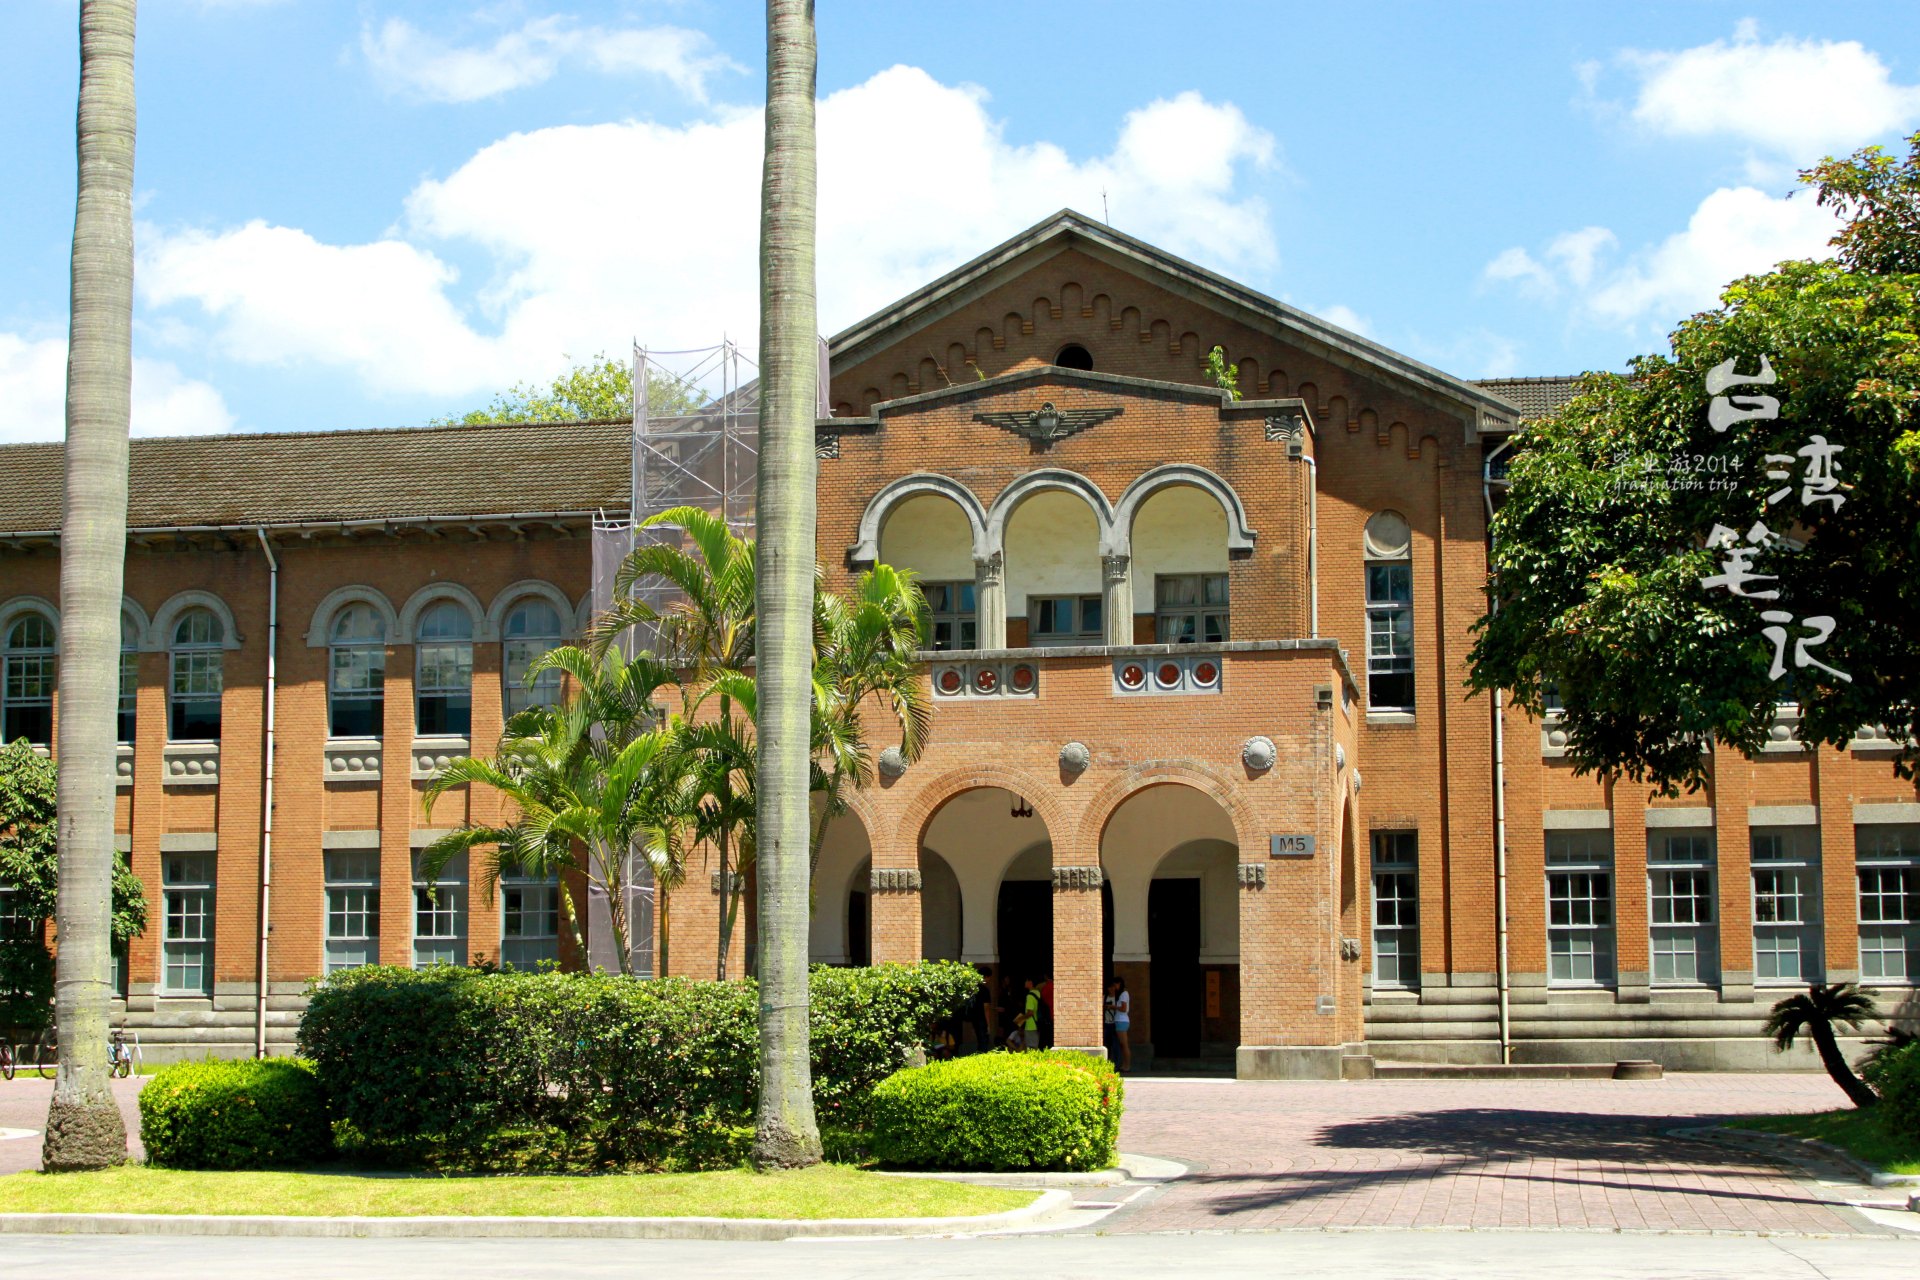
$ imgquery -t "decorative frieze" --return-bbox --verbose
[411,736,470,781]
[1113,653,1221,696]
[324,739,383,781]
[1236,862,1267,889]
[932,660,1039,699]
[869,868,923,893]
[1339,937,1362,962]
[1760,708,1805,754]
[972,401,1124,447]
[1850,723,1911,753]
[161,742,220,787]
[815,434,841,460]
[1051,865,1104,891]
[1541,712,1569,759]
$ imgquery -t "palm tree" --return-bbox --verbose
[752,0,824,1169]
[44,0,138,1173]
[809,566,931,880]
[419,648,686,977]
[1764,982,1881,1109]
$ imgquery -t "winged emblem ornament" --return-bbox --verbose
[972,401,1123,447]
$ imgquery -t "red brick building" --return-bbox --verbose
[3,213,1914,1070]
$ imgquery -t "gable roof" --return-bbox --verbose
[828,209,1526,438]
[1472,375,1582,420]
[0,418,631,535]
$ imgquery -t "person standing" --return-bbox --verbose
[1020,978,1044,1051]
[966,968,994,1054]
[1037,975,1055,1049]
[1109,976,1133,1071]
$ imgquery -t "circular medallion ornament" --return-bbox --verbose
[1156,661,1182,689]
[1193,660,1219,686]
[1010,664,1036,693]
[1241,735,1277,772]
[937,668,964,695]
[973,666,998,693]
[878,746,908,779]
[1058,741,1091,774]
[1119,662,1146,689]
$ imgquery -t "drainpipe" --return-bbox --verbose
[1301,453,1319,638]
[1483,441,1514,1065]
[254,528,279,1059]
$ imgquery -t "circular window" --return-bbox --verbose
[937,668,964,695]
[1009,664,1036,693]
[1364,510,1412,559]
[1193,660,1219,686]
[1156,661,1183,689]
[1054,343,1094,371]
[973,667,999,694]
[1119,663,1146,689]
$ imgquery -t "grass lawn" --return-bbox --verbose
[1728,1110,1920,1175]
[0,1163,1034,1219]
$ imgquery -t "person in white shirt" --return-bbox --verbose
[1106,976,1133,1071]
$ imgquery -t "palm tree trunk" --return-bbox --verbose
[1811,1019,1878,1109]
[751,0,823,1170]
[715,823,731,981]
[44,0,137,1173]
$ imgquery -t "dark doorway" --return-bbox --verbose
[996,880,1052,989]
[1148,878,1202,1058]
[847,891,870,967]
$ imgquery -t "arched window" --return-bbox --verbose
[415,601,473,736]
[117,613,137,745]
[502,599,564,718]
[328,604,387,738]
[2,614,56,746]
[1055,343,1094,371]
[169,608,225,741]
[1363,511,1413,712]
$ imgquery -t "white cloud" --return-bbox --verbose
[361,14,742,105]
[0,333,236,443]
[1484,186,1838,333]
[1316,304,1374,339]
[139,66,1278,406]
[1620,21,1920,159]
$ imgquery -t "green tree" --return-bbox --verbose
[753,0,825,1170]
[45,0,138,1172]
[431,352,707,426]
[1470,136,1920,792]
[418,647,687,977]
[1763,982,1881,1109]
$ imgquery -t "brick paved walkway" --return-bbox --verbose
[1108,1073,1890,1235]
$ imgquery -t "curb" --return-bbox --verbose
[0,1188,1072,1241]
[1691,1123,1920,1192]
[877,1151,1189,1188]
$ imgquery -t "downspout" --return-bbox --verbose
[1301,453,1319,638]
[1483,441,1514,1065]
[254,528,279,1059]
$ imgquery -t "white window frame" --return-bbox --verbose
[414,602,474,736]
[1028,594,1103,646]
[923,581,977,652]
[323,849,380,973]
[3,613,56,747]
[502,600,565,718]
[1648,830,1718,987]
[501,868,561,971]
[327,604,387,739]
[412,850,467,968]
[1365,561,1413,711]
[1370,831,1419,990]
[1752,827,1822,985]
[1547,830,1615,987]
[168,609,224,742]
[162,852,215,996]
[1858,824,1919,984]
[1153,573,1228,645]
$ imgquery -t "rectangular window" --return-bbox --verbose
[1648,831,1718,986]
[169,650,223,741]
[117,649,137,745]
[323,850,380,973]
[1752,827,1822,985]
[1029,594,1103,645]
[415,642,473,736]
[1365,562,1413,711]
[412,851,466,968]
[923,581,977,652]
[1371,831,1419,990]
[3,650,55,745]
[1858,824,1920,984]
[503,641,561,718]
[501,870,561,971]
[1153,573,1228,644]
[0,879,39,944]
[328,645,385,738]
[1547,830,1615,986]
[162,853,214,996]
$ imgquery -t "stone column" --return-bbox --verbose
[973,551,1006,650]
[1050,864,1106,1056]
[1101,554,1133,646]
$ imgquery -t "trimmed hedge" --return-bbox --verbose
[867,1050,1125,1172]
[138,1058,333,1170]
[1864,1038,1920,1137]
[296,961,981,1169]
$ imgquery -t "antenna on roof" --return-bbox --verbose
[1101,188,1109,225]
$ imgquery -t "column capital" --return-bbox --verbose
[1101,553,1131,583]
[973,550,1005,586]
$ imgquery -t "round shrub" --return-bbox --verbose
[867,1051,1124,1172]
[138,1057,332,1170]
[1862,1038,1920,1138]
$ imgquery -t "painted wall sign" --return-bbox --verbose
[1270,833,1315,858]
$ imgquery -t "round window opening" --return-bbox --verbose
[1364,510,1412,560]
[1055,343,1094,371]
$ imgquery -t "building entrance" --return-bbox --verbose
[995,881,1052,989]
[1148,878,1202,1058]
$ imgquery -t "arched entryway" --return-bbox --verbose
[1101,783,1241,1068]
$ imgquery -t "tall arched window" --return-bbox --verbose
[2,614,56,746]
[1363,511,1414,713]
[415,601,473,736]
[328,604,387,738]
[116,613,139,745]
[169,608,225,741]
[502,599,564,718]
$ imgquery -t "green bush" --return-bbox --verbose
[138,1058,332,1170]
[1863,1037,1920,1138]
[296,961,980,1170]
[867,1050,1125,1172]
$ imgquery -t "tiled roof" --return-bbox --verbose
[1473,375,1583,421]
[0,419,633,534]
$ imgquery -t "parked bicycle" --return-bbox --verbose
[0,1036,13,1081]
[24,1025,140,1079]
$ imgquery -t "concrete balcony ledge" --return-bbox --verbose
[323,738,383,782]
[160,742,219,787]
[411,737,471,781]
[115,743,133,789]
[915,637,1345,663]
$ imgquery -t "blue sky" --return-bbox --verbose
[4,1,1919,440]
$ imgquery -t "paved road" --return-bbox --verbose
[0,1076,144,1175]
[1107,1073,1892,1235]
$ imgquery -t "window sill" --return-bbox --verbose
[1365,710,1416,727]
[411,736,471,782]
[1546,984,1617,996]
[160,741,220,787]
[324,738,383,782]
